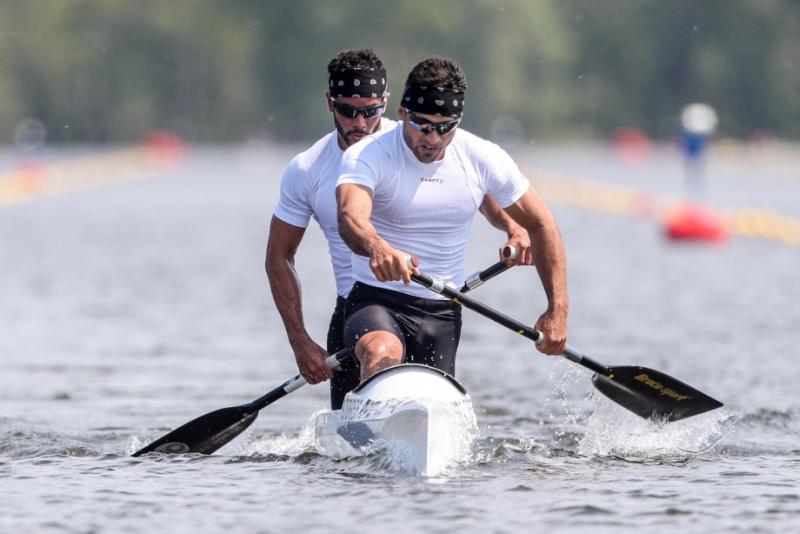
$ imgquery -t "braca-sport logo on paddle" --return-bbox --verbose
[634,373,692,401]
[591,366,721,423]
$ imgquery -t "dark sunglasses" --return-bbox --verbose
[330,98,385,119]
[406,110,461,136]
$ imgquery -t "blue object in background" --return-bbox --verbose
[681,131,708,160]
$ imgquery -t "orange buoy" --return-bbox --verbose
[664,203,728,243]
[141,131,186,167]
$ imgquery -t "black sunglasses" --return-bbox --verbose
[406,110,461,136]
[330,98,385,119]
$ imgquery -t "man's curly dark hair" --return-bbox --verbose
[327,49,384,75]
[404,56,467,92]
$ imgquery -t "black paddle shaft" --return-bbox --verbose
[249,348,354,411]
[414,272,611,376]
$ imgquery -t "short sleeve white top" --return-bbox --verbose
[273,118,397,297]
[337,124,529,299]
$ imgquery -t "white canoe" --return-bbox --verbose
[314,364,477,476]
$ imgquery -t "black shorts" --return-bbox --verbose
[343,282,462,375]
[328,296,360,410]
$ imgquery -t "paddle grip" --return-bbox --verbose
[252,348,354,410]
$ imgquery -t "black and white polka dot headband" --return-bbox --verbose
[329,67,388,99]
[401,85,465,118]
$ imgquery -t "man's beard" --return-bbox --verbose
[334,117,379,147]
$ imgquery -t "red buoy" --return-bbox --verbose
[664,203,728,243]
[141,131,186,167]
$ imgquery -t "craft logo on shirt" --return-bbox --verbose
[420,176,444,183]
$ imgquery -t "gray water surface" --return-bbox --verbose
[1,144,798,533]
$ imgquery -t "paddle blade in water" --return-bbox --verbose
[592,366,723,423]
[132,406,258,456]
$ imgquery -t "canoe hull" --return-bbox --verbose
[314,364,477,475]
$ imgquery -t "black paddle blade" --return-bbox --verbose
[592,366,723,423]
[132,405,258,457]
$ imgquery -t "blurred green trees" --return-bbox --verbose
[0,0,797,143]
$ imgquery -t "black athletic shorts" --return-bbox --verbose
[343,282,462,375]
[328,296,360,410]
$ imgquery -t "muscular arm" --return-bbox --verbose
[265,216,331,383]
[337,183,415,283]
[335,183,379,257]
[503,186,569,354]
[479,195,533,265]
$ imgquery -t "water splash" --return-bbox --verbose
[530,361,594,456]
[472,435,541,465]
[577,395,736,458]
[238,412,320,457]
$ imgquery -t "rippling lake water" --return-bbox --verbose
[1,143,798,533]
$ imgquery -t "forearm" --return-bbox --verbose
[505,189,569,314]
[265,217,313,348]
[337,183,415,283]
[266,253,312,347]
[337,184,388,257]
[480,196,524,237]
[528,217,569,315]
[338,208,385,257]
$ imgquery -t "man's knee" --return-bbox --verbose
[355,331,403,381]
[355,330,403,362]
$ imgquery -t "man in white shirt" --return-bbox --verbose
[266,50,530,409]
[337,56,569,382]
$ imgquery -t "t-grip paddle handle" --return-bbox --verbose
[463,245,518,291]
[503,245,518,260]
[406,246,519,293]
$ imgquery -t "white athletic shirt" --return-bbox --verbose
[273,118,397,297]
[337,124,530,299]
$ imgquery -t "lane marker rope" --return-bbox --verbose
[0,137,184,207]
[523,167,800,248]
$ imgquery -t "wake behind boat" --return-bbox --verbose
[314,364,477,476]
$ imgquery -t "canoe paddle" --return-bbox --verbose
[132,252,519,457]
[131,348,352,456]
[411,271,723,423]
